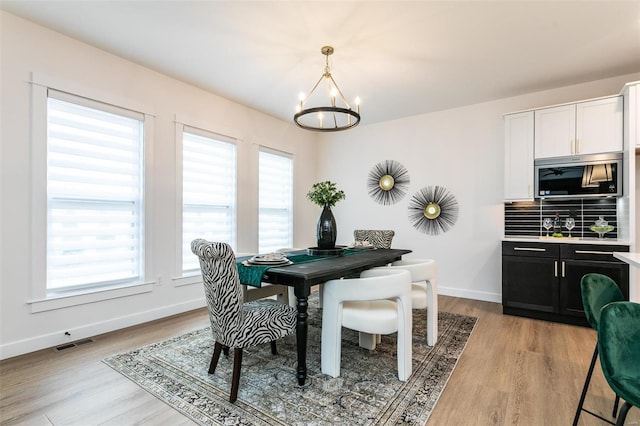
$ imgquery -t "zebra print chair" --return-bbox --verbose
[191,239,297,403]
[353,229,395,249]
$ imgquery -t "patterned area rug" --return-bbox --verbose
[104,295,477,425]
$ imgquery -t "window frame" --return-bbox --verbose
[258,147,294,254]
[28,74,155,312]
[174,121,238,285]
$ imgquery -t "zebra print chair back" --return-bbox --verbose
[353,229,395,249]
[191,239,297,402]
[191,239,244,346]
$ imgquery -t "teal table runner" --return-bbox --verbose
[237,249,365,287]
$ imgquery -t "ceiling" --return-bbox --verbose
[2,1,640,126]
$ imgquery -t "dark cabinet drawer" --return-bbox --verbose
[502,241,559,258]
[560,244,629,262]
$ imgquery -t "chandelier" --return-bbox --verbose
[294,46,361,132]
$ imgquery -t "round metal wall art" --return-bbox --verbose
[367,160,410,205]
[408,185,459,235]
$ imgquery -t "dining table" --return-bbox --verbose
[238,247,412,386]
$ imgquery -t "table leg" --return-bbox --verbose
[295,294,308,386]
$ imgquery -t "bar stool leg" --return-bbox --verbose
[573,345,599,426]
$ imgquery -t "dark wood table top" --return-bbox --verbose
[261,248,412,287]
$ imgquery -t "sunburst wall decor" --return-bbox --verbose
[408,185,459,235]
[366,160,410,205]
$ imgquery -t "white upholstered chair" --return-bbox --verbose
[321,268,413,381]
[384,259,438,346]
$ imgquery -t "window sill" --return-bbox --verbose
[173,274,202,288]
[28,282,155,313]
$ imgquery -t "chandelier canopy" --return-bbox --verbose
[294,46,360,132]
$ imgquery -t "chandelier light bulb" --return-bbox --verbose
[330,87,338,106]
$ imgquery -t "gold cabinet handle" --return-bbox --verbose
[514,247,546,252]
[562,261,565,278]
[554,260,558,277]
[575,250,614,255]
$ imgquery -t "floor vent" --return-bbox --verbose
[55,338,95,352]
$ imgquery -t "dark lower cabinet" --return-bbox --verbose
[502,241,629,327]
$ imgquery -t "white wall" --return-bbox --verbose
[0,12,318,359]
[318,72,640,302]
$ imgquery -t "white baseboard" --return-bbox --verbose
[438,286,502,304]
[0,297,206,360]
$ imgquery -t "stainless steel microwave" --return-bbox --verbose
[534,152,622,199]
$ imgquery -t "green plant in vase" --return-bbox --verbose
[307,181,345,249]
[307,181,346,208]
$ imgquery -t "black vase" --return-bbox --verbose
[316,204,337,249]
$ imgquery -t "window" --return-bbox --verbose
[259,149,293,253]
[182,128,236,274]
[46,90,144,293]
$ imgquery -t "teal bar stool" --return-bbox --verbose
[573,273,625,426]
[598,301,640,425]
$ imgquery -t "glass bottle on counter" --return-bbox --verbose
[553,212,562,237]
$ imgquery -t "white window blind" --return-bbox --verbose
[182,129,236,274]
[259,150,293,253]
[46,90,144,293]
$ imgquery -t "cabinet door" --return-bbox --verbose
[504,111,534,200]
[503,256,558,312]
[535,104,576,159]
[575,96,623,155]
[560,260,629,318]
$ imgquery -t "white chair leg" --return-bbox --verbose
[397,298,413,381]
[321,301,343,378]
[426,280,438,346]
[358,332,377,350]
[376,334,381,344]
[318,283,324,308]
[287,287,296,308]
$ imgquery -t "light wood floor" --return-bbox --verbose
[1,295,638,426]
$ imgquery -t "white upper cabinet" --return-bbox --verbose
[576,97,623,155]
[534,104,575,158]
[504,111,534,200]
[534,96,623,159]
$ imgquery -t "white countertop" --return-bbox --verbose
[613,252,640,268]
[503,236,630,246]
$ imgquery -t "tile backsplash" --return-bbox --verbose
[504,198,618,239]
